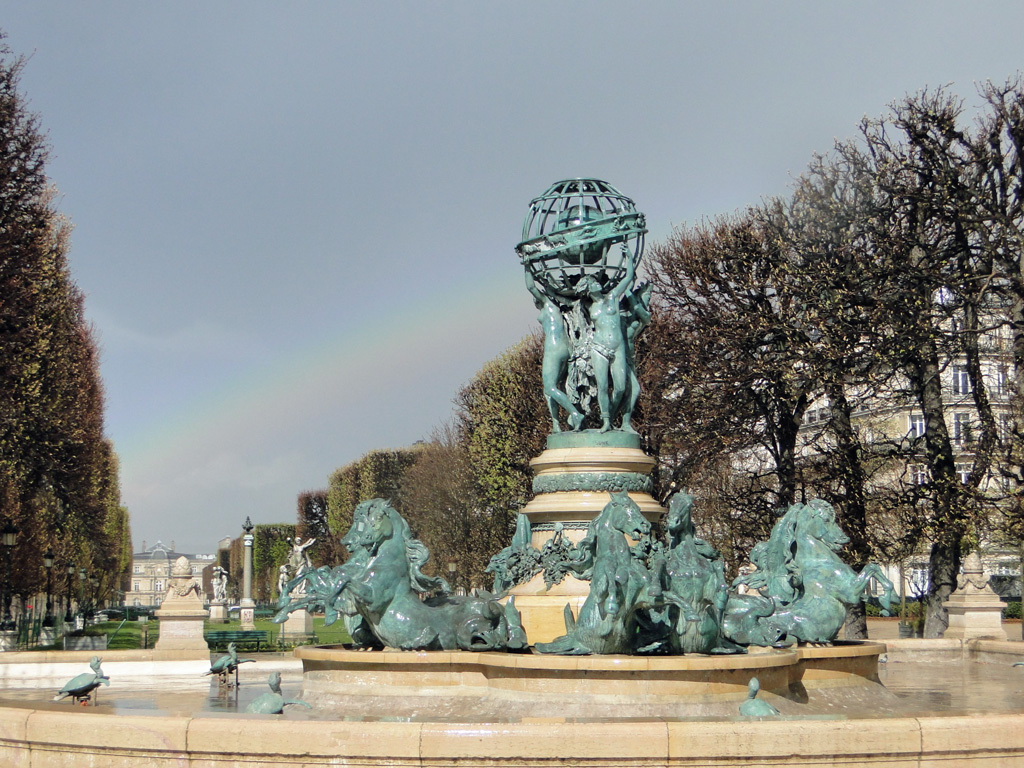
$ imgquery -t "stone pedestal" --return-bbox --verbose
[0,629,16,652]
[943,552,1007,641]
[154,556,210,651]
[280,608,313,640]
[509,431,665,644]
[209,600,228,623]
[239,600,255,631]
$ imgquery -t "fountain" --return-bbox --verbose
[0,179,1022,766]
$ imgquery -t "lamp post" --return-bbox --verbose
[1,522,18,630]
[65,563,75,622]
[78,567,86,625]
[240,516,256,631]
[447,558,457,593]
[42,550,53,627]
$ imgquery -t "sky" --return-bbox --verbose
[3,2,1024,554]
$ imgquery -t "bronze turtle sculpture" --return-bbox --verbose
[245,671,311,714]
[54,655,109,705]
[205,642,255,684]
[738,677,780,717]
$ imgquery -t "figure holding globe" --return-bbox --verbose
[516,179,648,434]
[525,270,584,432]
[579,248,634,431]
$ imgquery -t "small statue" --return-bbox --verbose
[579,250,635,432]
[244,672,311,714]
[738,677,780,717]
[277,565,289,597]
[525,271,584,432]
[205,642,254,686]
[653,491,737,654]
[54,655,109,705]
[211,566,228,602]
[287,536,315,577]
[617,279,652,433]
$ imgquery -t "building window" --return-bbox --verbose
[1000,414,1014,441]
[133,565,142,574]
[133,598,141,607]
[953,413,973,446]
[951,365,970,395]
[995,366,1009,396]
[133,581,140,592]
[956,463,973,484]
[154,580,163,593]
[908,464,928,485]
[909,414,926,438]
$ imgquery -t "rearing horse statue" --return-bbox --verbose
[536,491,656,655]
[723,499,897,645]
[275,499,528,652]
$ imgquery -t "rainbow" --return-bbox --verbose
[118,265,533,474]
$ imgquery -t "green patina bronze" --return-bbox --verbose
[536,491,658,655]
[723,499,898,646]
[274,499,528,652]
[647,491,740,654]
[531,471,653,495]
[504,492,895,655]
[738,677,780,717]
[516,179,649,435]
[54,655,109,704]
[245,672,311,714]
[205,642,255,685]
[485,513,541,594]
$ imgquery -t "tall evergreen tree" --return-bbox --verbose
[0,35,128,605]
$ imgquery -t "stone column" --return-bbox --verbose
[240,516,256,631]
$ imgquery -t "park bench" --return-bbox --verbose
[205,629,269,651]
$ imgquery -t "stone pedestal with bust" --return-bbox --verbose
[942,551,1008,641]
[154,555,210,651]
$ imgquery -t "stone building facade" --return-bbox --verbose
[127,540,216,607]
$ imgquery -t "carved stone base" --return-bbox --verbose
[154,603,209,651]
[281,608,314,639]
[511,438,665,644]
[240,599,256,631]
[209,601,228,623]
[942,552,1008,641]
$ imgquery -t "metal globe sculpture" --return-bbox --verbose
[515,179,651,435]
[516,179,647,297]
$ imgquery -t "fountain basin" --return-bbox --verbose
[0,640,1021,766]
[297,641,887,719]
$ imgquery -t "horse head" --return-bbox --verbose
[666,490,695,545]
[798,500,849,553]
[357,498,397,555]
[604,490,650,541]
[340,500,374,551]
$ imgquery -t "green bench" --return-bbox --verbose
[205,630,270,652]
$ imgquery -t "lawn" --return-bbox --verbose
[67,613,351,650]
